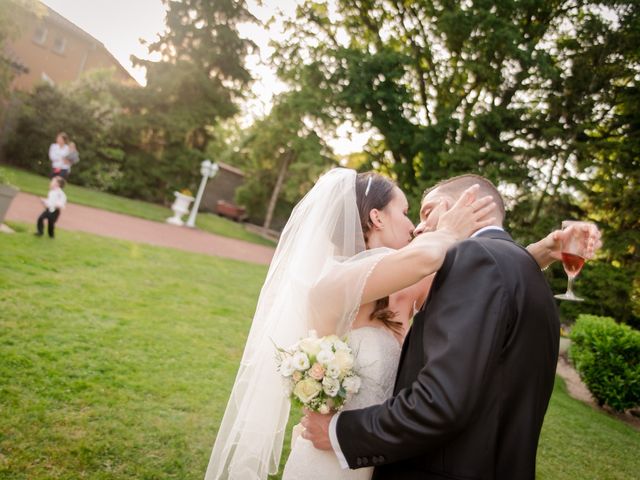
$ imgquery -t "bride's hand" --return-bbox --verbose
[436,185,496,241]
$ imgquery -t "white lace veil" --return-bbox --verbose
[205,168,391,479]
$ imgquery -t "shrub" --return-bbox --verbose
[550,260,640,330]
[2,75,206,204]
[569,314,640,412]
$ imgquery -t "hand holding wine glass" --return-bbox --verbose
[548,221,602,262]
[554,220,593,302]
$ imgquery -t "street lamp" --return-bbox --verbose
[186,159,219,228]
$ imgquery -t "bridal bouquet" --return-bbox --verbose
[276,331,362,414]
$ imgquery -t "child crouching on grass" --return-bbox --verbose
[35,176,67,238]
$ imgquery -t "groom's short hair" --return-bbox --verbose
[423,174,505,221]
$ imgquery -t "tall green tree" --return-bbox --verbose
[272,0,639,325]
[131,0,256,148]
[234,92,337,229]
[273,2,635,218]
[113,0,257,198]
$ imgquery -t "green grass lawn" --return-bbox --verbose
[0,165,275,247]
[1,226,638,479]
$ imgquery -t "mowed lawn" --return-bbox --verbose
[1,227,639,479]
[0,165,275,247]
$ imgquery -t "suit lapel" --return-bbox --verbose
[393,306,428,393]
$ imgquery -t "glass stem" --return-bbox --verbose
[566,276,576,296]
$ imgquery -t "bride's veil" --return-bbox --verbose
[205,168,391,479]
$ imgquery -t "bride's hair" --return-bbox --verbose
[355,172,402,333]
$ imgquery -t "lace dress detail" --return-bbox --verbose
[282,327,401,480]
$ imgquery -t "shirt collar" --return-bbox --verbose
[471,225,505,238]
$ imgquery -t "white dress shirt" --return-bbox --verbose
[44,188,67,212]
[328,224,506,469]
[49,143,70,169]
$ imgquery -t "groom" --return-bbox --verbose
[302,174,560,479]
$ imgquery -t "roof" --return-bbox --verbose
[217,162,245,177]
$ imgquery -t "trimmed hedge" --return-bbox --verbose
[569,314,640,412]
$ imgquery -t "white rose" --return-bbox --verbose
[334,350,354,374]
[316,349,335,365]
[334,340,350,352]
[325,362,341,379]
[298,337,322,357]
[279,358,294,377]
[293,378,323,403]
[320,335,340,351]
[292,352,310,371]
[322,376,340,397]
[318,403,331,415]
[343,375,361,394]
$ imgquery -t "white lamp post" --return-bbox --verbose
[186,159,219,228]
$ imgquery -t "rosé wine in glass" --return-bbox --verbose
[555,221,588,302]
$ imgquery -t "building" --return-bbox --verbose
[201,162,246,220]
[3,2,135,90]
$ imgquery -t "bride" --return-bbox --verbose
[204,168,593,479]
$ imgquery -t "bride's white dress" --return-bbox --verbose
[282,326,402,480]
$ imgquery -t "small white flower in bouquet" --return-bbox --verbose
[275,330,361,413]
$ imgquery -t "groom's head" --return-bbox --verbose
[413,174,505,236]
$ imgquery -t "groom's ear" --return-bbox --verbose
[369,208,384,230]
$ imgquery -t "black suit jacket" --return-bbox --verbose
[336,229,559,479]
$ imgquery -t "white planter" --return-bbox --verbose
[166,191,194,226]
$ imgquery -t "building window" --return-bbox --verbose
[52,36,66,55]
[32,25,47,45]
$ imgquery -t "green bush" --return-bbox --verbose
[569,314,640,412]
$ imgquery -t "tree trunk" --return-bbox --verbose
[263,150,293,230]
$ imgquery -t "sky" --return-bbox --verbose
[38,0,368,155]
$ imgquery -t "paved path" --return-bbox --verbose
[5,192,275,265]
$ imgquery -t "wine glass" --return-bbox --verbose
[554,220,587,302]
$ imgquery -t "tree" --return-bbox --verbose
[130,0,257,149]
[0,0,40,98]
[2,1,258,204]
[79,0,258,201]
[3,71,128,192]
[272,0,639,325]
[234,92,337,229]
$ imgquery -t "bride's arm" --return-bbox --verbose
[361,187,495,305]
[411,274,435,312]
[360,231,454,304]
